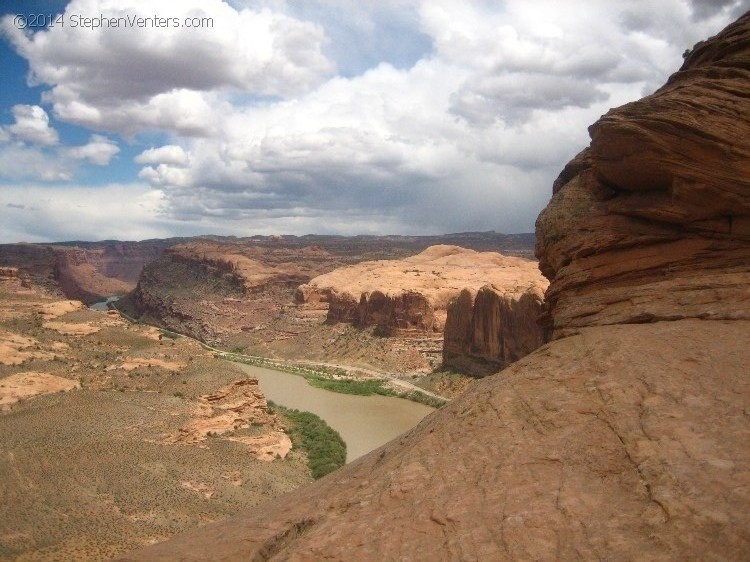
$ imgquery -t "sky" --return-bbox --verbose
[0,0,747,242]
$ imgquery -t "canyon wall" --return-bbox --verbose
[535,15,750,338]
[443,284,546,375]
[122,236,538,369]
[297,245,547,337]
[0,240,175,303]
[121,13,750,561]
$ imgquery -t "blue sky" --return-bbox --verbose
[0,0,746,242]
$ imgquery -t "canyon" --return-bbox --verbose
[0,239,182,304]
[119,13,750,560]
[118,233,540,377]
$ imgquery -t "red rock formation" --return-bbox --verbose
[536,14,750,338]
[0,241,173,303]
[443,284,546,375]
[120,14,750,561]
[298,245,546,336]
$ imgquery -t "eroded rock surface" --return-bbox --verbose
[536,14,750,338]
[121,13,750,561]
[443,284,546,375]
[297,245,546,336]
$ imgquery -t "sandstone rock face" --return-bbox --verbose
[536,14,750,338]
[0,240,173,303]
[165,242,311,295]
[297,245,547,336]
[121,14,750,561]
[443,284,546,375]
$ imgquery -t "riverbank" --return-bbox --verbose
[111,300,450,408]
[243,363,435,462]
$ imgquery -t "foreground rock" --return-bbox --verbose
[296,245,546,337]
[121,13,750,560]
[120,320,750,560]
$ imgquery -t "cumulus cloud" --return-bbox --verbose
[133,0,741,236]
[0,0,334,136]
[135,145,190,166]
[66,135,120,165]
[1,105,59,145]
[1,0,745,241]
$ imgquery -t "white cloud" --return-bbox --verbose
[135,0,743,235]
[66,134,120,165]
[0,0,334,136]
[1,0,745,241]
[1,105,59,146]
[0,144,73,182]
[0,183,170,242]
[135,145,190,166]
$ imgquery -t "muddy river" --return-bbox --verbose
[89,296,121,311]
[238,364,435,462]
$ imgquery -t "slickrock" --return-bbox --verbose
[37,299,85,319]
[121,13,750,561]
[297,245,546,336]
[0,330,41,366]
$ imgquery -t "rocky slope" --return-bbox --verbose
[121,13,750,560]
[0,280,311,560]
[296,245,546,337]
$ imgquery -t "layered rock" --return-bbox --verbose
[536,14,750,338]
[0,240,174,303]
[296,245,546,336]
[165,242,311,295]
[121,14,750,561]
[443,284,546,375]
[123,241,327,344]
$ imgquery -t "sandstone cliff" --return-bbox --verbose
[535,14,750,338]
[296,245,546,336]
[119,235,537,371]
[120,13,750,561]
[0,240,174,303]
[443,284,546,375]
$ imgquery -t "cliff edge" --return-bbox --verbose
[296,244,546,337]
[120,13,750,561]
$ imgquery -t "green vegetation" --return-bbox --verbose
[270,402,346,479]
[159,329,180,340]
[221,352,446,406]
[306,375,394,396]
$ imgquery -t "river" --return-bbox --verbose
[90,296,121,311]
[238,364,435,462]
